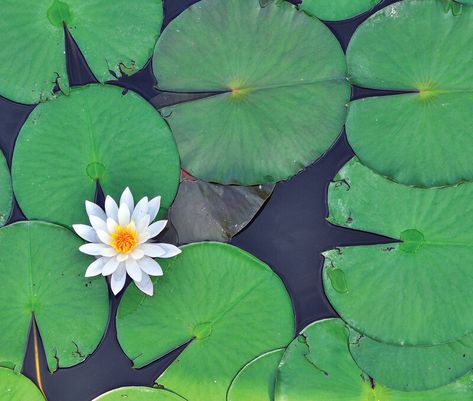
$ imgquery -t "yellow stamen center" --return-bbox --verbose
[111,225,138,254]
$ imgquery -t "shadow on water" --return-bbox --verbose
[0,0,402,399]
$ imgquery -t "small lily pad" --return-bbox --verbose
[12,84,180,227]
[299,0,382,21]
[154,0,349,185]
[92,387,184,401]
[324,158,473,345]
[349,329,473,391]
[169,174,274,243]
[0,221,109,372]
[347,0,473,187]
[0,151,12,227]
[275,319,473,401]
[117,242,294,401]
[0,368,45,401]
[228,349,284,401]
[0,0,163,104]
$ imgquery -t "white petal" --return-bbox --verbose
[96,230,112,245]
[107,218,118,235]
[118,204,131,227]
[85,257,107,277]
[126,259,142,282]
[101,247,117,257]
[73,224,99,243]
[85,201,106,220]
[120,187,135,214]
[79,243,110,256]
[131,248,145,260]
[110,264,127,295]
[134,272,153,296]
[148,220,167,238]
[157,243,182,258]
[136,214,150,233]
[138,232,150,244]
[105,196,119,221]
[138,257,163,276]
[116,253,128,262]
[132,197,148,222]
[147,196,161,222]
[89,215,108,233]
[140,243,165,257]
[102,258,120,276]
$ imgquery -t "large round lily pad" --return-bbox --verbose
[228,349,284,401]
[0,368,45,401]
[0,0,163,104]
[299,0,382,21]
[117,242,294,401]
[275,319,473,401]
[0,221,108,372]
[0,151,12,227]
[349,329,473,391]
[346,0,473,187]
[324,158,473,345]
[12,84,180,227]
[92,387,184,401]
[154,0,349,185]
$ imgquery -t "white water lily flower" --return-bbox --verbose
[73,187,181,296]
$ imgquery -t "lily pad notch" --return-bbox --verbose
[0,151,12,227]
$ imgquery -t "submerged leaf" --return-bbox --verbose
[154,0,349,185]
[117,242,294,401]
[169,174,274,243]
[12,84,180,227]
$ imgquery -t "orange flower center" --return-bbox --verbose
[111,225,138,254]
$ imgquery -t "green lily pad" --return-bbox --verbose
[92,387,184,401]
[346,0,473,187]
[12,84,180,227]
[117,242,294,401]
[299,0,382,21]
[228,349,284,401]
[0,221,108,372]
[169,174,274,243]
[275,319,473,401]
[0,0,162,104]
[324,158,473,345]
[154,0,349,185]
[349,329,473,391]
[0,151,12,227]
[0,368,45,401]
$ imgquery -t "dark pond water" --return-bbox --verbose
[0,0,400,399]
